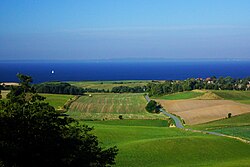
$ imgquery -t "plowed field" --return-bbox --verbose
[157,99,250,125]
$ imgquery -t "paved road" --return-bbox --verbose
[145,95,184,128]
[160,108,184,128]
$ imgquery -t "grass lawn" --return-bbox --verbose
[82,120,250,167]
[153,91,204,100]
[41,94,74,110]
[212,90,250,104]
[68,93,166,120]
[192,113,250,140]
[68,80,149,91]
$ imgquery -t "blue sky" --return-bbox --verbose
[1,0,250,60]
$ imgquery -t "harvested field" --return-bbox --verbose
[157,99,250,125]
[68,93,166,120]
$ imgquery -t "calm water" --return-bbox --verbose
[0,61,250,83]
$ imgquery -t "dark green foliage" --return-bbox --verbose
[145,100,160,113]
[111,86,146,93]
[0,74,118,167]
[228,113,232,118]
[119,115,123,120]
[147,76,250,96]
[34,82,84,95]
[34,82,108,94]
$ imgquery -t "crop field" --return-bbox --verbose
[153,91,204,100]
[68,80,149,90]
[41,94,74,110]
[212,90,250,104]
[192,113,250,140]
[68,93,166,120]
[157,99,250,125]
[0,90,10,99]
[83,121,250,167]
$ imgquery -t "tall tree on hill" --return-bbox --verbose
[0,74,118,167]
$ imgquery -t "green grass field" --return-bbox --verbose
[85,119,169,127]
[82,120,250,167]
[153,91,204,100]
[68,93,166,120]
[68,80,149,91]
[41,94,74,110]
[212,90,250,104]
[192,113,250,140]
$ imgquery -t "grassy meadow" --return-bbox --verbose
[212,90,250,104]
[68,93,166,120]
[68,80,149,91]
[153,91,204,100]
[192,113,250,140]
[2,84,250,166]
[83,121,250,167]
[41,94,74,110]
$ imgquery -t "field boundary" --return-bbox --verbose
[61,95,81,112]
[146,95,250,144]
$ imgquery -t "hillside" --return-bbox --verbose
[83,121,250,167]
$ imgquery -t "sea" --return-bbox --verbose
[0,61,250,83]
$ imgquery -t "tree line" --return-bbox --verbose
[33,82,108,95]
[147,76,250,96]
[111,86,146,93]
[2,76,249,96]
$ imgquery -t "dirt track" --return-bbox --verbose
[157,100,250,125]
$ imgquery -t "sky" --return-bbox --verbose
[1,0,250,61]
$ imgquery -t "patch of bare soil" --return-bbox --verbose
[157,99,250,125]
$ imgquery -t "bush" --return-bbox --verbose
[145,100,157,113]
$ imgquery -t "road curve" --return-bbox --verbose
[160,109,184,128]
[145,95,184,128]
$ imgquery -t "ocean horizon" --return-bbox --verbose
[0,60,250,83]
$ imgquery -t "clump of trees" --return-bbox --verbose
[111,86,146,93]
[34,82,84,95]
[33,82,108,95]
[0,74,118,167]
[145,100,162,113]
[147,76,250,96]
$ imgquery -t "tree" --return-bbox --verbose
[0,74,118,167]
[145,100,159,113]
